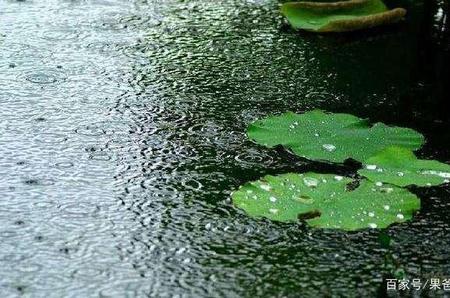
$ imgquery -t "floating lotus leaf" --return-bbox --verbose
[247,110,424,163]
[232,172,420,230]
[281,0,407,32]
[358,147,450,187]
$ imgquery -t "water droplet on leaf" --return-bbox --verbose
[322,144,336,152]
[303,177,319,188]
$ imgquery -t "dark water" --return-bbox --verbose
[1,0,449,297]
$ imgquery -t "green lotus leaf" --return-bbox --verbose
[281,0,407,32]
[247,110,424,163]
[232,172,419,230]
[358,147,450,187]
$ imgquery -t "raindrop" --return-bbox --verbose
[334,176,343,181]
[314,133,320,137]
[269,208,279,214]
[380,187,394,193]
[322,144,336,152]
[383,205,390,210]
[269,196,277,203]
[176,248,186,255]
[368,212,375,217]
[397,172,404,177]
[260,184,271,191]
[55,161,74,168]
[421,170,450,178]
[25,72,58,84]
[397,214,404,220]
[375,182,383,187]
[368,223,377,229]
[295,195,313,204]
[303,177,319,188]
[366,165,377,170]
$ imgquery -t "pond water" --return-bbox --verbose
[0,0,449,297]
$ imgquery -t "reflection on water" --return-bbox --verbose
[0,0,449,297]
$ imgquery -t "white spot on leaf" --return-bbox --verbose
[322,144,336,152]
[334,175,343,181]
[303,177,319,188]
[260,184,271,191]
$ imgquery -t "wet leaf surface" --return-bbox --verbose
[359,146,450,187]
[232,172,420,230]
[247,110,424,163]
[281,0,406,32]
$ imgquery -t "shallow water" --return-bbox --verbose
[0,0,449,297]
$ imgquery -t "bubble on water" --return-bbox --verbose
[303,177,319,188]
[269,208,279,214]
[397,214,404,220]
[322,144,336,152]
[260,184,271,191]
[368,223,377,229]
[366,165,377,170]
[269,196,277,203]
